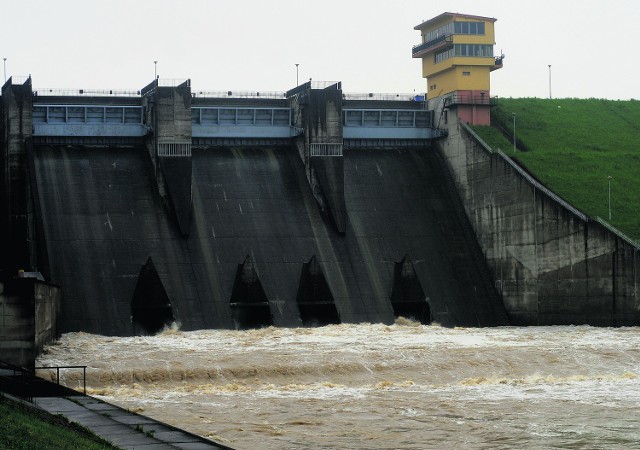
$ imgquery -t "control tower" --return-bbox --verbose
[412,12,503,125]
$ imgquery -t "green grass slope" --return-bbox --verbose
[0,395,118,450]
[472,98,640,241]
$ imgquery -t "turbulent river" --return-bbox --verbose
[37,322,640,449]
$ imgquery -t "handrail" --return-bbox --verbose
[412,33,451,54]
[192,90,286,99]
[343,92,425,102]
[311,81,341,90]
[461,123,589,222]
[34,365,87,395]
[34,88,141,97]
[309,143,343,157]
[463,123,640,249]
[0,359,33,376]
[593,217,639,249]
[7,75,31,86]
[157,78,190,88]
[33,103,142,109]
[444,94,496,106]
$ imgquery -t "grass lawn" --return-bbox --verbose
[0,396,118,450]
[471,97,640,241]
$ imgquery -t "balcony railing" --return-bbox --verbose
[412,34,451,56]
[443,94,497,106]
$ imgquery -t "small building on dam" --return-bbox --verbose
[1,12,638,368]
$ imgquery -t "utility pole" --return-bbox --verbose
[154,60,158,79]
[608,175,612,221]
[512,112,516,153]
[548,64,552,99]
[3,58,6,83]
[295,63,299,86]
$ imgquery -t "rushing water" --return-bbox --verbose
[37,322,640,449]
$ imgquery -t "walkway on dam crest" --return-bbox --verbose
[34,395,231,449]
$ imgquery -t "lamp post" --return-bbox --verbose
[154,60,158,79]
[3,58,6,83]
[548,64,552,99]
[608,175,612,221]
[295,63,299,86]
[512,112,516,153]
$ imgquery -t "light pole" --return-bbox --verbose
[295,63,299,86]
[3,58,6,83]
[154,60,158,79]
[512,112,516,153]
[608,175,612,221]
[548,64,552,99]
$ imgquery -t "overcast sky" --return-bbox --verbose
[1,0,638,99]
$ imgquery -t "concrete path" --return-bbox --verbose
[34,395,231,449]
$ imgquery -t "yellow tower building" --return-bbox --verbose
[412,12,503,126]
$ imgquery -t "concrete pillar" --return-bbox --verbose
[0,277,60,369]
[287,82,346,233]
[141,79,193,236]
[1,77,35,278]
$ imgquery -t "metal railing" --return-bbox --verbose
[33,88,141,97]
[311,81,341,90]
[462,124,588,222]
[444,94,496,106]
[157,78,191,87]
[463,123,640,249]
[412,33,451,55]
[192,90,286,99]
[309,143,343,157]
[0,359,32,377]
[158,142,192,157]
[34,365,87,395]
[593,217,639,249]
[7,75,31,85]
[343,92,425,102]
[496,148,589,222]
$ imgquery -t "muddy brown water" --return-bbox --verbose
[37,322,640,449]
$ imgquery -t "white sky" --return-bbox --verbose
[2,0,638,99]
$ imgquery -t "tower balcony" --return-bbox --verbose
[443,93,497,107]
[412,33,452,58]
[491,54,505,71]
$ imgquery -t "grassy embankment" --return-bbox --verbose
[0,395,118,450]
[471,97,640,241]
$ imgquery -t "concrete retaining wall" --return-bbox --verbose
[437,116,639,325]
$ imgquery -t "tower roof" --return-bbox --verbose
[414,12,497,31]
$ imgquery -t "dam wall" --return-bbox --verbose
[31,144,508,335]
[437,115,639,325]
[4,77,512,358]
[7,72,640,359]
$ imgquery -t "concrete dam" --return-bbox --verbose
[1,76,509,343]
[2,75,639,365]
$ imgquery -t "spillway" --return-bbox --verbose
[32,144,507,335]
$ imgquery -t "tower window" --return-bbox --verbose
[454,21,485,35]
[462,71,471,76]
